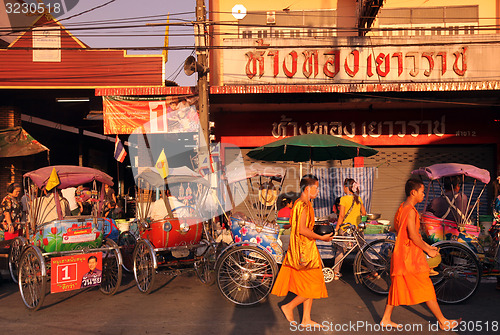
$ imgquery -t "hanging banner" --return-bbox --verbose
[103,95,200,134]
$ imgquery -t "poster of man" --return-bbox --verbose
[81,255,102,288]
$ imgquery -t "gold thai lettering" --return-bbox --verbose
[343,122,356,138]
[395,121,406,138]
[271,116,446,139]
[421,120,432,136]
[433,115,445,136]
[383,121,394,137]
[408,121,420,138]
[329,122,342,137]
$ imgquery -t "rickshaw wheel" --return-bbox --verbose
[118,231,137,272]
[354,239,395,295]
[194,240,216,286]
[215,245,277,306]
[133,239,156,294]
[431,242,481,304]
[99,239,123,295]
[18,246,46,311]
[323,267,335,283]
[8,236,28,283]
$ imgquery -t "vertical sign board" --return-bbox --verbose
[32,27,61,62]
[51,252,103,293]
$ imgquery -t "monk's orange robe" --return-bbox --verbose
[387,203,436,306]
[271,199,327,299]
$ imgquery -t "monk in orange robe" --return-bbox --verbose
[272,174,334,327]
[380,178,461,330]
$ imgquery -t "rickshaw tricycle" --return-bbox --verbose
[120,167,217,293]
[8,166,122,310]
[412,163,498,303]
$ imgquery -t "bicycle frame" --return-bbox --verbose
[326,224,367,269]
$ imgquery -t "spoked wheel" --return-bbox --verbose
[354,239,395,295]
[8,236,28,283]
[117,231,136,272]
[216,245,277,306]
[323,267,335,283]
[194,240,216,285]
[99,239,123,295]
[431,242,481,304]
[133,239,157,294]
[18,246,47,311]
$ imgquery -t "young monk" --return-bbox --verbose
[272,174,334,327]
[380,178,462,330]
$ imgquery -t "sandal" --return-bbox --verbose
[334,273,342,280]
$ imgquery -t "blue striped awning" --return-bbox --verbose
[312,167,377,218]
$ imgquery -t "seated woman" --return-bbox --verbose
[149,189,191,220]
[428,177,469,223]
[277,197,293,230]
[39,190,71,224]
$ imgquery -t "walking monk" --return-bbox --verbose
[272,174,334,327]
[380,178,461,330]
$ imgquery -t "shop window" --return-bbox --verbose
[242,30,252,39]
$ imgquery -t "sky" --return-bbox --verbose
[58,0,200,87]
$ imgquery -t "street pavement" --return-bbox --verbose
[0,258,499,335]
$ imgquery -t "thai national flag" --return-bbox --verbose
[114,135,127,163]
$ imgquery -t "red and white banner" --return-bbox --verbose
[103,95,200,134]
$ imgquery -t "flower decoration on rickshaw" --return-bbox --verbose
[249,236,262,244]
[239,226,248,236]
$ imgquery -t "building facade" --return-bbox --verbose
[208,0,500,218]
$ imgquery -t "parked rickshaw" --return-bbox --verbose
[120,167,217,293]
[8,166,122,310]
[217,168,286,305]
[412,163,497,303]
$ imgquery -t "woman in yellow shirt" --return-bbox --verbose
[333,178,367,280]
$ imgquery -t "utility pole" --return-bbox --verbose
[195,0,209,147]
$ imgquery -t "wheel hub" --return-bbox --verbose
[241,271,251,281]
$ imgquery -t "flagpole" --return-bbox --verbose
[116,160,120,196]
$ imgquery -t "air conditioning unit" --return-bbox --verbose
[267,11,276,25]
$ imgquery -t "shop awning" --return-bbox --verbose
[0,126,49,158]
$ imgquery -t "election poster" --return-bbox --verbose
[51,252,103,293]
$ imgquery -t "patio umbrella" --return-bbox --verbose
[247,133,378,163]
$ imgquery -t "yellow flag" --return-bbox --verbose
[155,149,169,179]
[162,14,170,63]
[46,167,60,191]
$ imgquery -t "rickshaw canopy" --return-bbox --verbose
[411,163,490,184]
[24,165,113,189]
[136,167,210,188]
